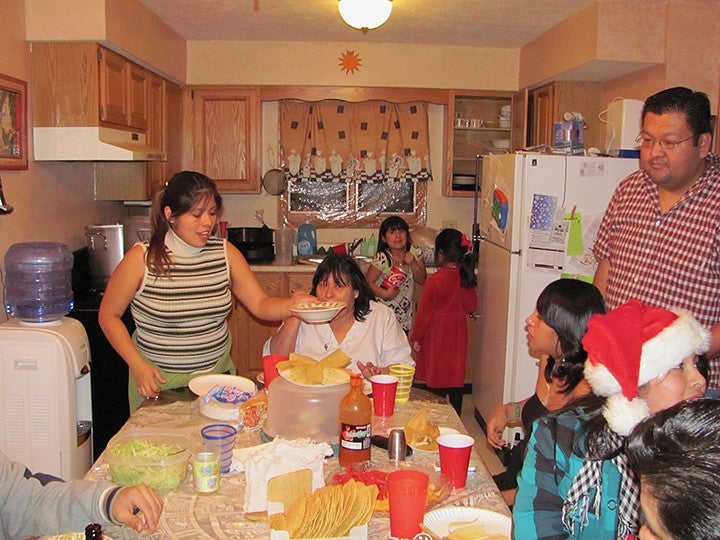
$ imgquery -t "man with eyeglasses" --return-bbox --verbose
[593,86,720,398]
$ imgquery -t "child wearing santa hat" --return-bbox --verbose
[513,299,708,539]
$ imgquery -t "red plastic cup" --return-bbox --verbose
[380,265,407,290]
[370,374,398,417]
[437,433,474,488]
[388,469,429,538]
[331,243,348,255]
[262,354,287,388]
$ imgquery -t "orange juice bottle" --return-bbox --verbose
[339,373,372,467]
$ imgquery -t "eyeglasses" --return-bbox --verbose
[635,133,694,151]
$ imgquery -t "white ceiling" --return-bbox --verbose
[136,0,599,48]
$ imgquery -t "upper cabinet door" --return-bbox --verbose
[511,88,528,151]
[127,63,149,130]
[190,87,261,194]
[98,47,130,126]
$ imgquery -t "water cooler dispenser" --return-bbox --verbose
[0,242,93,480]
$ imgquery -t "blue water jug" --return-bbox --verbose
[3,242,74,322]
[297,222,317,256]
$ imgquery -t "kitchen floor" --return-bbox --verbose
[459,394,506,477]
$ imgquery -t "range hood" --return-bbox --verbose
[33,126,165,161]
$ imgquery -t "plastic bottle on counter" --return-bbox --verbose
[364,234,377,256]
[275,226,295,265]
[296,221,317,256]
[338,373,372,468]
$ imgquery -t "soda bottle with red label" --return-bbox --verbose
[339,373,372,467]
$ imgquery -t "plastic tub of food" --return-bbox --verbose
[105,428,191,493]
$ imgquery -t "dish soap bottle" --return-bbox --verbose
[365,234,377,257]
[339,373,372,467]
[297,221,317,256]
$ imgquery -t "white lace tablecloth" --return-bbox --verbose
[87,388,509,539]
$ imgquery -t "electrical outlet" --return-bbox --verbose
[441,220,457,230]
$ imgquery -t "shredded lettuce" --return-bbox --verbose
[108,439,188,493]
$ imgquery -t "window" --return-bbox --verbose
[279,99,430,228]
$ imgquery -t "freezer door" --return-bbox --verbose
[479,153,521,252]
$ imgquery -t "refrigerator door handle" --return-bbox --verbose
[480,235,521,255]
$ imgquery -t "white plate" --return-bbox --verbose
[290,301,345,323]
[188,374,257,396]
[408,426,460,453]
[423,507,511,538]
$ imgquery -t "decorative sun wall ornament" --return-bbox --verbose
[339,50,362,74]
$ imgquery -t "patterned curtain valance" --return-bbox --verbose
[279,99,432,184]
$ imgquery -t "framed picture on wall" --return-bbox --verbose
[0,73,28,170]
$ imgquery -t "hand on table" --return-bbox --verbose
[112,484,164,533]
[487,404,509,450]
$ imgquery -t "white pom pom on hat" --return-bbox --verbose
[582,299,709,436]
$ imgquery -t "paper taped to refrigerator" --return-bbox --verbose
[527,193,567,271]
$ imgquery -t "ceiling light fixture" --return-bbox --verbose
[338,0,393,34]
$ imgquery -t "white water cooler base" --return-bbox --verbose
[0,317,93,480]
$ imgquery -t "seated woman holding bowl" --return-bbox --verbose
[263,253,414,379]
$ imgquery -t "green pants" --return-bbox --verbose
[128,338,235,413]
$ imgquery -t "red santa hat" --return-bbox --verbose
[582,299,709,436]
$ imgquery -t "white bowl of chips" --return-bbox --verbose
[290,301,346,323]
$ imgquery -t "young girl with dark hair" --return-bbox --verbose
[410,229,477,415]
[487,278,606,506]
[513,300,709,539]
[365,215,427,332]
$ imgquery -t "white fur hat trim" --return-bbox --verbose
[603,394,651,437]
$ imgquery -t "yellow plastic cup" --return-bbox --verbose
[389,364,415,402]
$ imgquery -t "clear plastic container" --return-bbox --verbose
[265,375,348,444]
[3,242,73,322]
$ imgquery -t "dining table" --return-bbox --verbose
[85,386,510,539]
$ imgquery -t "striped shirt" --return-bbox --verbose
[594,153,720,388]
[131,231,233,372]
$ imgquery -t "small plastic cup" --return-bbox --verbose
[388,469,429,538]
[262,353,287,388]
[370,374,398,417]
[192,447,220,494]
[437,433,474,488]
[201,424,237,474]
[388,364,415,402]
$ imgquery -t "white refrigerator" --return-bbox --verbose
[471,152,638,427]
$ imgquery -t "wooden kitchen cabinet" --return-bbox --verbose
[188,87,262,194]
[527,81,603,150]
[32,42,155,132]
[147,80,184,196]
[98,45,148,130]
[444,90,513,197]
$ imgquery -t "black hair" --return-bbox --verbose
[148,171,222,274]
[642,87,712,143]
[310,253,374,322]
[376,215,412,264]
[434,228,476,288]
[626,398,720,540]
[537,279,606,393]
